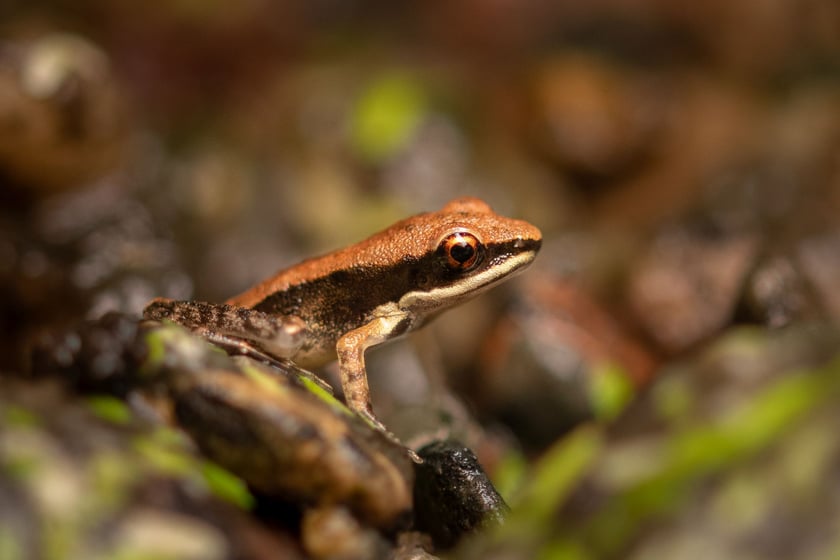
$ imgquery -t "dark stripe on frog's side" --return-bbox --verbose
[251,254,432,344]
[250,238,539,345]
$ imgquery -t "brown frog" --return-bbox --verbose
[144,197,542,457]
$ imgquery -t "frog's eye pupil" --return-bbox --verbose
[440,231,482,272]
[451,243,474,264]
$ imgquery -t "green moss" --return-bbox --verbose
[492,448,528,503]
[588,363,634,422]
[0,526,22,560]
[199,461,255,510]
[143,327,168,370]
[88,451,138,513]
[297,375,352,417]
[3,405,41,428]
[239,361,288,396]
[537,539,591,560]
[109,550,179,560]
[43,518,79,560]
[652,373,695,425]
[133,428,195,478]
[1,454,41,480]
[350,72,428,162]
[86,396,133,425]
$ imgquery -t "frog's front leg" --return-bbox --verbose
[143,299,307,367]
[336,308,420,462]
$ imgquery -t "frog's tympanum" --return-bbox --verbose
[144,197,542,457]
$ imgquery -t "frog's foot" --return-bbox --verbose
[358,408,422,464]
[194,331,334,394]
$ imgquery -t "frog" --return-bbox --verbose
[143,197,542,458]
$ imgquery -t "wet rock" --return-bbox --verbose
[114,508,230,560]
[796,231,840,321]
[31,316,415,530]
[592,78,759,229]
[28,311,145,396]
[470,275,653,450]
[530,54,667,182]
[626,226,758,354]
[301,506,390,560]
[0,33,128,193]
[167,361,414,529]
[392,532,439,560]
[740,255,816,328]
[0,177,190,371]
[413,440,508,549]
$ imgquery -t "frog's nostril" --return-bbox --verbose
[513,236,542,252]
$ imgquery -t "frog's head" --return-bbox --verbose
[396,197,542,313]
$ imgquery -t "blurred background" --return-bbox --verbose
[2,1,840,559]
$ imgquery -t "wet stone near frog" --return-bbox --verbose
[29,315,415,530]
[301,505,392,559]
[145,322,414,529]
[28,311,148,396]
[163,352,414,529]
[413,440,509,549]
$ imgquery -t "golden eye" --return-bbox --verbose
[439,231,483,272]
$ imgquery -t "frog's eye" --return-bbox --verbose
[439,231,483,272]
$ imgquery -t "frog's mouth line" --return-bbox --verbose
[398,239,541,312]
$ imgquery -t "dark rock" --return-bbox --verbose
[413,440,508,549]
[28,311,146,396]
[739,255,816,327]
[626,226,758,354]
